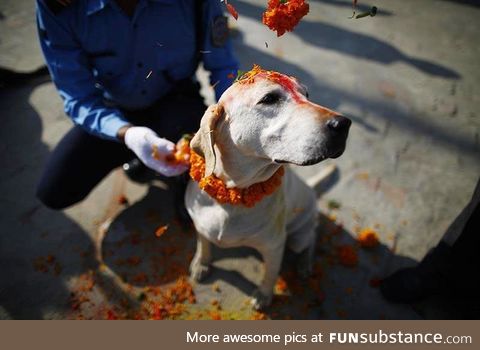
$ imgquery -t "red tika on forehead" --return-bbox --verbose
[237,64,304,102]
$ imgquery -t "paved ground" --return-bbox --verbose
[0,0,479,320]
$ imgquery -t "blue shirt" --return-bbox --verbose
[36,0,239,141]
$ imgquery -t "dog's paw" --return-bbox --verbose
[250,289,272,310]
[189,260,211,282]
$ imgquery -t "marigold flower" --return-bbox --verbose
[337,244,358,267]
[250,311,268,320]
[209,311,222,320]
[357,228,380,248]
[275,276,288,293]
[155,224,169,237]
[189,149,284,207]
[105,309,118,320]
[225,1,239,20]
[369,277,382,288]
[262,0,310,37]
[163,136,191,166]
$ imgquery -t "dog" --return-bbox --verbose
[185,68,351,309]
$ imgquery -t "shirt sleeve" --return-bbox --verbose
[201,0,239,101]
[36,1,130,141]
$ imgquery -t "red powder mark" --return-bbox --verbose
[251,71,304,103]
[237,65,305,103]
[268,73,303,103]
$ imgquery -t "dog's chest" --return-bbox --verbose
[185,169,315,248]
[185,181,288,247]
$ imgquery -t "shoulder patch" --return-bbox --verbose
[42,0,74,15]
[211,16,229,48]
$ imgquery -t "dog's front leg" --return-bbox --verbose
[190,234,212,282]
[251,240,285,310]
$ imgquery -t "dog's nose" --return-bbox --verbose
[326,116,351,132]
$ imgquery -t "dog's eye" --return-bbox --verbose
[258,92,282,105]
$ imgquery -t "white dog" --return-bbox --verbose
[186,68,350,309]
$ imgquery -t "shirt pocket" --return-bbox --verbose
[88,50,124,81]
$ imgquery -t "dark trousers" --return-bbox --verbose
[444,177,480,271]
[450,197,480,274]
[36,80,206,209]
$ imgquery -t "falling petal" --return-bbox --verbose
[226,2,239,20]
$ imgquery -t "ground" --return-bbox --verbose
[0,0,479,320]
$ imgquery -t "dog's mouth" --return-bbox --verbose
[273,148,345,166]
[328,148,345,159]
[274,155,325,166]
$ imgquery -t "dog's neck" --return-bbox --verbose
[212,131,282,189]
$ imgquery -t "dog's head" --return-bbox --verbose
[191,67,350,177]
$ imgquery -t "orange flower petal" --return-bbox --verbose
[357,228,380,248]
[155,225,169,237]
[226,2,239,20]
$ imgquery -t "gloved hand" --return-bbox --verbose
[124,127,188,177]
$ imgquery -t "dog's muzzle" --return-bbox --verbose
[273,115,351,166]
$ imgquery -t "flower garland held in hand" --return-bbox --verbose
[152,134,191,166]
[262,0,310,37]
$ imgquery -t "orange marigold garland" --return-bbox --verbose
[189,149,284,208]
[161,127,284,208]
[262,0,310,37]
[167,136,191,165]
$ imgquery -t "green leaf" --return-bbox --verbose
[327,199,341,210]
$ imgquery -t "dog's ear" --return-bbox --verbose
[190,104,224,177]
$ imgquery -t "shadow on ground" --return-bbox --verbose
[0,73,96,319]
[311,0,393,16]
[440,0,480,8]
[98,181,419,320]
[102,185,196,288]
[0,72,139,319]
[235,0,460,79]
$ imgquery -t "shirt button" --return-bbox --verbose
[137,62,143,68]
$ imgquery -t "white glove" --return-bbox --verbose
[124,127,188,177]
